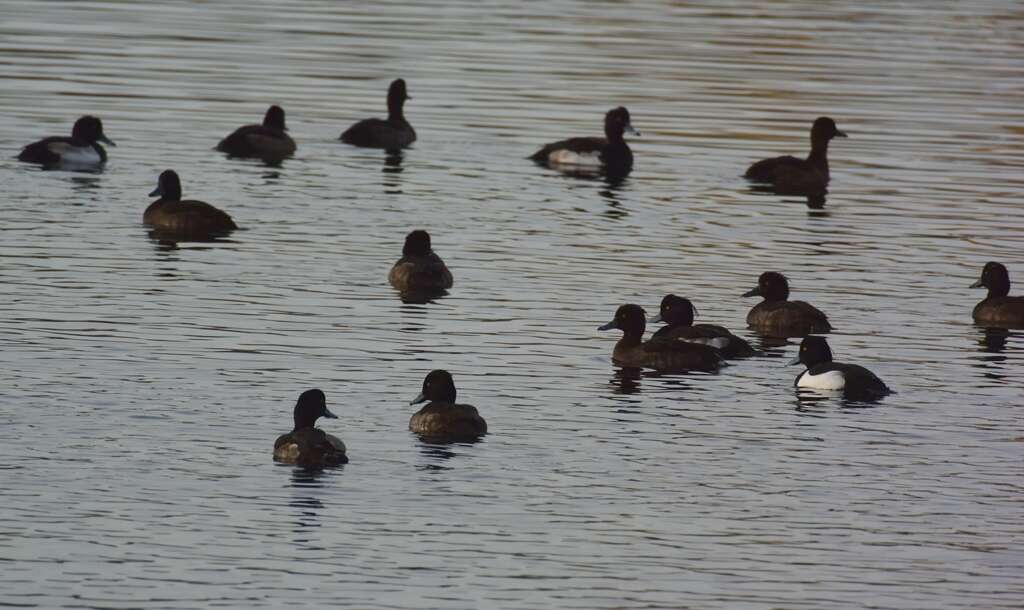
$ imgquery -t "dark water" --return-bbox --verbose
[2,1,1023,608]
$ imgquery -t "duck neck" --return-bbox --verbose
[387,99,405,123]
[617,328,644,348]
[806,140,830,178]
[605,125,626,145]
[667,315,694,329]
[987,284,1010,299]
[293,414,317,431]
[160,186,182,202]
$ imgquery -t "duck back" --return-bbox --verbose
[341,118,416,150]
[409,403,487,442]
[531,136,606,163]
[530,136,633,173]
[613,336,722,372]
[798,362,890,400]
[389,253,453,292]
[973,296,1024,328]
[653,323,755,358]
[19,137,106,167]
[217,124,295,160]
[144,199,237,236]
[745,155,826,192]
[747,300,831,336]
[274,428,348,466]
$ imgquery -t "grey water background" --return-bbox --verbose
[2,1,1023,608]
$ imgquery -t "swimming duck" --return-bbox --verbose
[970,262,1024,328]
[744,117,846,193]
[530,107,638,176]
[790,336,890,400]
[216,105,296,162]
[743,272,831,337]
[651,294,756,358]
[409,370,487,442]
[17,115,114,168]
[144,170,237,237]
[274,389,348,466]
[388,230,453,294]
[598,304,723,372]
[340,79,416,151]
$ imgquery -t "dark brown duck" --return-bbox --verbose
[971,262,1024,328]
[598,304,723,372]
[409,370,487,443]
[274,389,348,467]
[388,230,453,294]
[144,170,237,238]
[340,79,416,151]
[745,117,846,193]
[216,105,296,162]
[651,294,756,358]
[743,272,831,337]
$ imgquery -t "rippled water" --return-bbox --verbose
[2,1,1023,608]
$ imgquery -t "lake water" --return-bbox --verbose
[2,1,1023,608]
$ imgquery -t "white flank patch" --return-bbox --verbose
[60,146,103,166]
[688,337,730,350]
[797,369,846,390]
[549,149,602,167]
[276,443,300,460]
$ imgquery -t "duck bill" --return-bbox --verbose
[625,124,640,136]
[741,287,761,298]
[649,313,663,324]
[99,135,116,146]
[834,130,848,138]
[969,279,984,288]
[410,392,427,405]
[787,356,802,366]
[597,320,617,331]
[323,408,338,419]
[148,184,163,197]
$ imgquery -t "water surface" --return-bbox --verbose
[2,1,1023,608]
